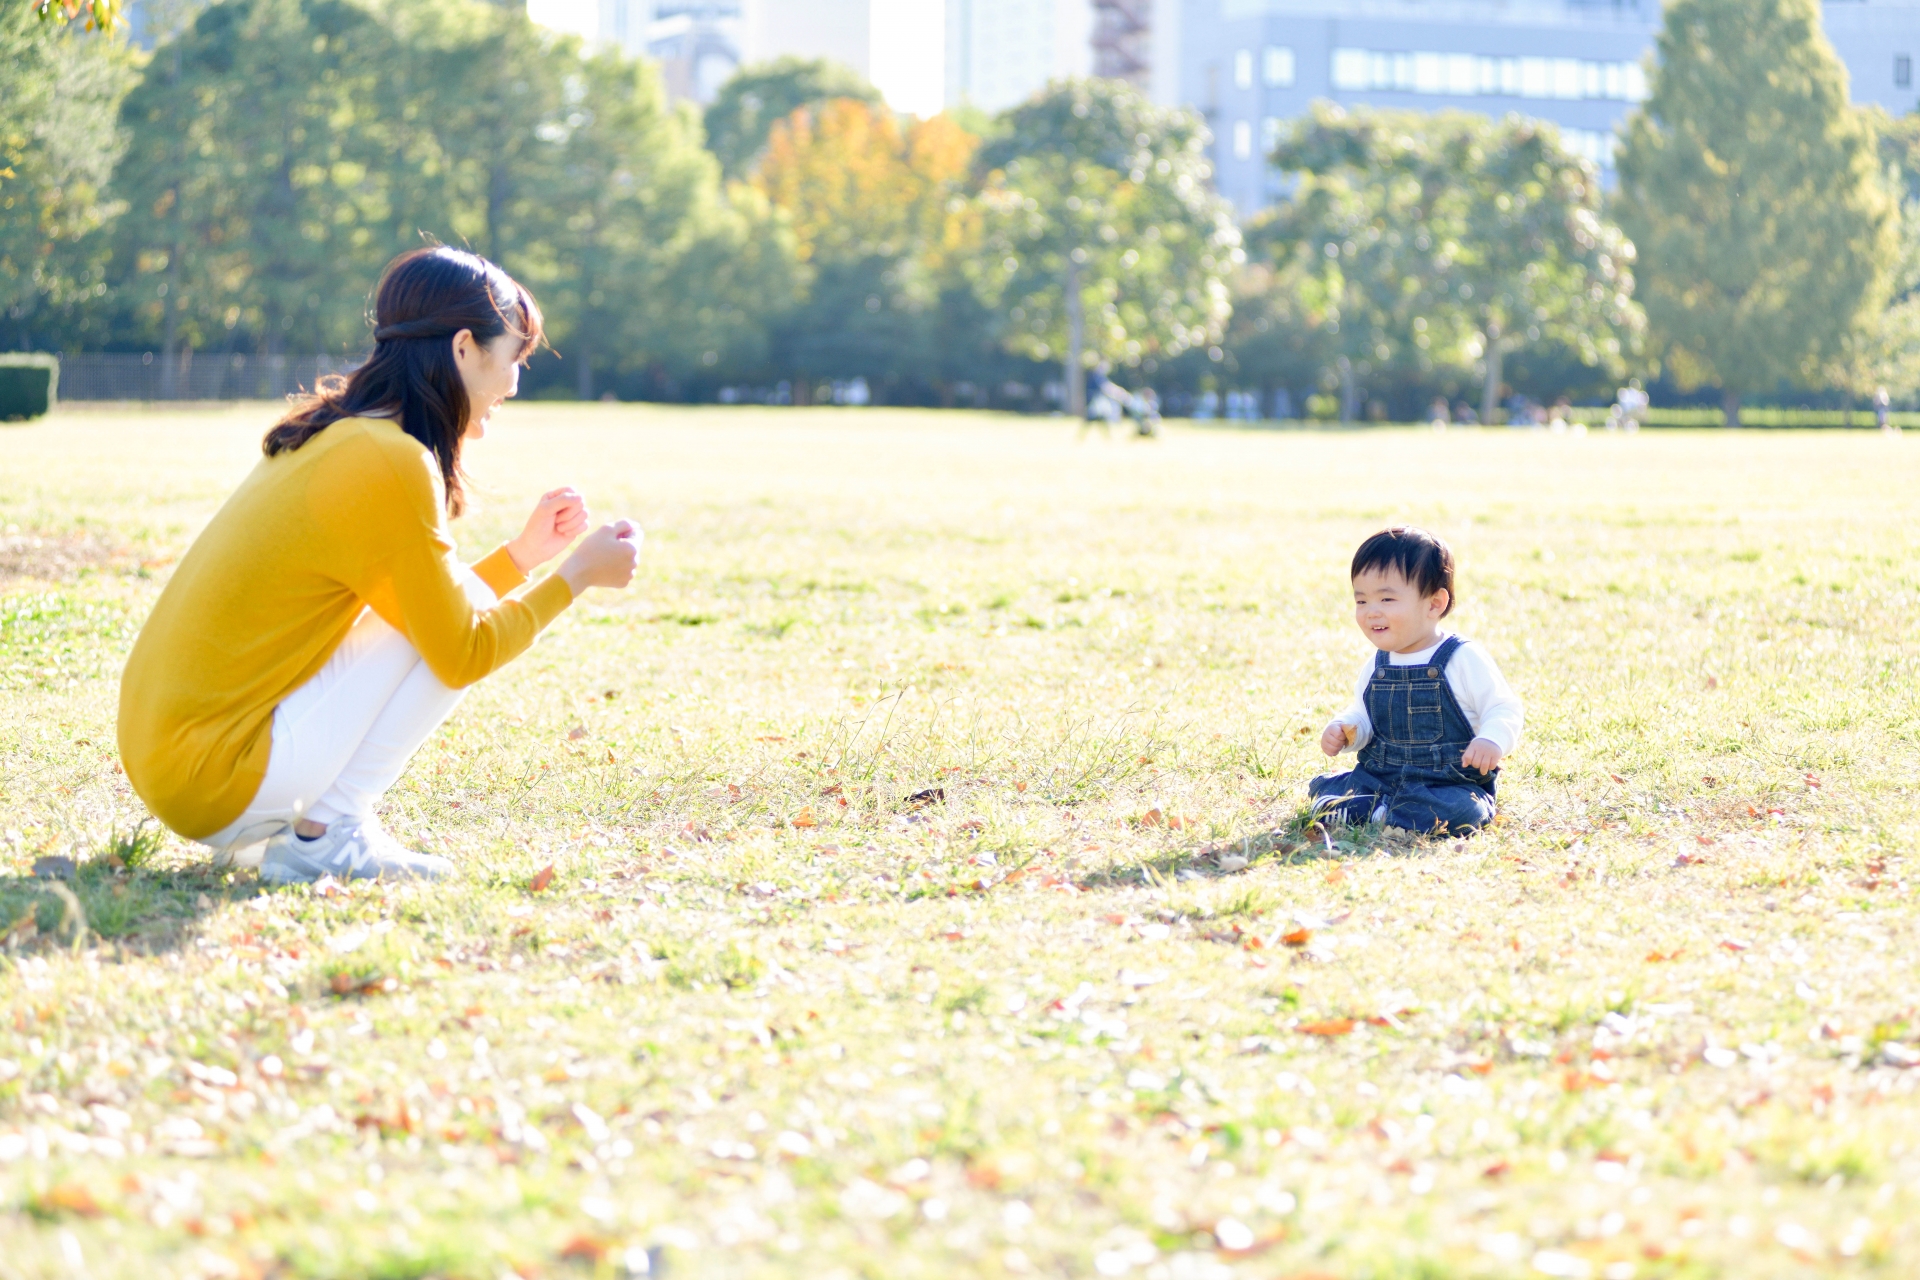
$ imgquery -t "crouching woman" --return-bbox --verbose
[117,246,639,884]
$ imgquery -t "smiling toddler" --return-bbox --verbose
[1309,526,1523,836]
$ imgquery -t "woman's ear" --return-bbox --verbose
[450,328,477,368]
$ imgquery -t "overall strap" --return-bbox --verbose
[1373,648,1391,671]
[1430,635,1465,671]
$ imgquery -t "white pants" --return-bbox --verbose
[202,567,495,859]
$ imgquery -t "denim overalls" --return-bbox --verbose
[1308,636,1497,836]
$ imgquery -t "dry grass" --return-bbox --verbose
[0,404,1917,1279]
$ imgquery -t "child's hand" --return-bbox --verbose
[508,487,590,571]
[1320,722,1351,756]
[1461,737,1503,773]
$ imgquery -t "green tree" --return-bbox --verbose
[973,78,1237,417]
[752,98,981,400]
[1615,0,1897,425]
[0,5,133,349]
[1265,105,1638,423]
[110,0,403,365]
[540,48,800,397]
[703,56,880,182]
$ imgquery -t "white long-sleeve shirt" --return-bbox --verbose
[1330,634,1524,756]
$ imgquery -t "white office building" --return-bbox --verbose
[530,0,945,113]
[946,0,1094,111]
[1172,0,1920,213]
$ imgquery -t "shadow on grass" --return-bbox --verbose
[1076,812,1452,892]
[0,855,250,957]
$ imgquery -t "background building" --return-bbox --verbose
[946,0,1093,112]
[523,0,1920,212]
[1174,0,1920,214]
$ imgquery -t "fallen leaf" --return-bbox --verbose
[1645,948,1684,963]
[1298,1018,1355,1037]
[791,807,817,829]
[567,724,588,741]
[1608,773,1626,784]
[1719,938,1749,953]
[1482,1161,1510,1178]
[1139,808,1164,827]
[1324,865,1348,885]
[1281,927,1312,947]
[529,864,556,893]
[905,788,945,809]
[35,1182,103,1217]
[558,1234,611,1262]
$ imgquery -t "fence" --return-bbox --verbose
[53,352,360,402]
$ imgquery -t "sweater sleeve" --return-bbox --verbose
[1446,643,1524,755]
[322,436,573,690]
[470,544,530,598]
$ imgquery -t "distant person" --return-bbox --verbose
[1428,396,1451,430]
[1129,385,1161,437]
[1308,527,1523,837]
[1876,386,1895,433]
[117,247,642,884]
[1453,400,1479,426]
[1613,381,1648,432]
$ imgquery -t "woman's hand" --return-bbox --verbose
[507,487,590,572]
[558,520,642,595]
[1461,737,1504,773]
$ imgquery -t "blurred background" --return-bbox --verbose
[5,0,1920,423]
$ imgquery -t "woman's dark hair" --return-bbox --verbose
[1352,526,1456,616]
[263,246,543,516]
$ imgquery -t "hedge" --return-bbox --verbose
[1564,403,1918,428]
[0,354,58,421]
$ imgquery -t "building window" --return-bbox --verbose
[1899,55,1913,88]
[1233,120,1253,159]
[1234,49,1254,89]
[1264,45,1295,87]
[1329,47,1647,103]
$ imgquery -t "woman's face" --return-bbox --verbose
[451,329,525,440]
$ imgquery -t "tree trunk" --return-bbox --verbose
[158,44,184,401]
[1722,387,1742,428]
[1064,257,1085,420]
[575,339,594,401]
[1480,321,1503,426]
[159,234,181,400]
[1339,358,1357,423]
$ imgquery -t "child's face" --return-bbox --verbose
[1352,567,1450,652]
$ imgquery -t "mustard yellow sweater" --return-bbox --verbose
[118,417,573,839]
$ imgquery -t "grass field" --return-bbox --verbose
[1,404,1918,1279]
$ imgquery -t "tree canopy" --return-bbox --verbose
[1259,105,1639,422]
[752,97,982,395]
[1615,0,1897,423]
[703,57,882,183]
[972,79,1238,414]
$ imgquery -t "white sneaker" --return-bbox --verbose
[259,819,453,884]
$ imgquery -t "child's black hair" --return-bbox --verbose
[1351,526,1455,616]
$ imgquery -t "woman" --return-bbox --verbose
[117,246,640,884]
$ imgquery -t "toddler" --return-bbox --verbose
[1309,526,1522,836]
